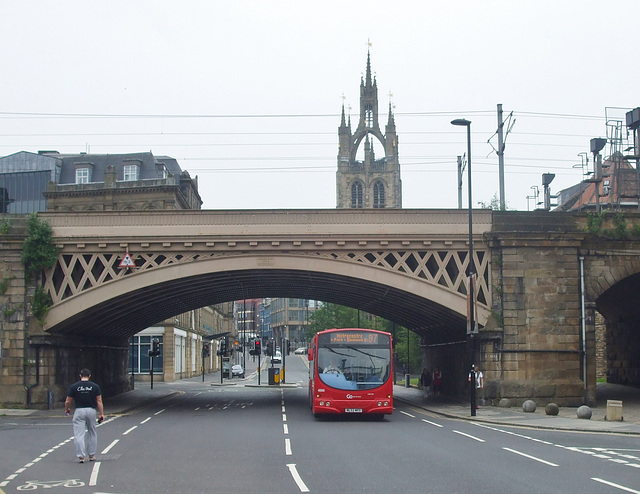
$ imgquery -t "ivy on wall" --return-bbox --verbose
[21,214,59,326]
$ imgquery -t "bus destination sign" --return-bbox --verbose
[329,332,380,344]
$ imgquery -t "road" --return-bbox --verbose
[1,355,639,493]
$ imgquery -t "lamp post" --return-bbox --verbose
[451,118,476,417]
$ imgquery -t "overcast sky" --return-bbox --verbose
[1,1,637,211]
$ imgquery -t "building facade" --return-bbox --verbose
[336,52,402,209]
[0,149,227,385]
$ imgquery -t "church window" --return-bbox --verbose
[351,182,363,208]
[373,181,385,208]
[365,104,373,128]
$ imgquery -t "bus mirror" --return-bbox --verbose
[307,348,313,361]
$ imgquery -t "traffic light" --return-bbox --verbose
[149,338,161,357]
[266,340,274,357]
[250,339,261,356]
[217,339,228,356]
[203,343,210,358]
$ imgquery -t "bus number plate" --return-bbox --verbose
[345,408,362,413]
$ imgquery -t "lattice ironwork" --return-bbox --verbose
[44,247,490,310]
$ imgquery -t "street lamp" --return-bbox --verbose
[451,118,476,417]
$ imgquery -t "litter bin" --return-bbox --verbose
[268,367,279,385]
[606,399,623,421]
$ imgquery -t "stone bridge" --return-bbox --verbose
[1,209,640,408]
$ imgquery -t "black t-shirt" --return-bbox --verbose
[67,380,101,409]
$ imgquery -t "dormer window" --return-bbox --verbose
[74,164,93,184]
[156,163,168,179]
[123,164,140,181]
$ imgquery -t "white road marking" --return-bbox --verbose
[122,426,137,435]
[422,418,443,428]
[89,461,101,486]
[453,430,485,442]
[140,417,151,424]
[503,447,558,467]
[592,478,640,493]
[400,411,415,418]
[285,438,292,455]
[101,439,119,455]
[282,414,287,422]
[283,424,289,434]
[154,409,165,415]
[286,464,310,493]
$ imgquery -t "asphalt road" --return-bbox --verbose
[1,355,639,493]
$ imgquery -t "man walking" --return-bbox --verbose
[65,368,104,463]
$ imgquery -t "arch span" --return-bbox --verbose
[46,254,490,344]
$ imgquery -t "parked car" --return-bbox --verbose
[294,347,306,355]
[222,362,231,378]
[272,350,282,364]
[231,364,244,378]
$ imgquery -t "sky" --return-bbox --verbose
[1,1,638,211]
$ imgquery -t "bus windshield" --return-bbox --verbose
[317,331,391,391]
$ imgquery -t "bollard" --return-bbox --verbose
[405,374,410,388]
[605,400,623,421]
[48,390,54,410]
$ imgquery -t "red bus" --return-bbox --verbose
[308,328,393,419]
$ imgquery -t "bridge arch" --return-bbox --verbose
[46,253,491,344]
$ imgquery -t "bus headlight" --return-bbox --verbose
[319,401,324,406]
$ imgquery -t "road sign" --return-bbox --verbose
[119,252,135,268]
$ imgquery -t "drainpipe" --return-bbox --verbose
[579,256,587,402]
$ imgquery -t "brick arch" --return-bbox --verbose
[584,254,640,301]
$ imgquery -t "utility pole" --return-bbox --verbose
[457,155,464,209]
[497,104,506,210]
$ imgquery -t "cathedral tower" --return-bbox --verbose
[336,51,402,209]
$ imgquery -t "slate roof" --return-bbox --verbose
[47,151,183,184]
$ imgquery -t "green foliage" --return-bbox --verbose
[586,211,605,235]
[478,193,510,211]
[3,305,17,319]
[0,276,10,295]
[305,303,421,372]
[31,286,53,326]
[0,218,11,234]
[585,211,640,240]
[613,212,627,239]
[21,214,60,281]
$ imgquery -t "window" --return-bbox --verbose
[124,164,139,181]
[175,335,186,374]
[75,167,91,184]
[129,335,163,373]
[373,181,386,208]
[351,182,363,208]
[365,104,373,128]
[156,164,168,178]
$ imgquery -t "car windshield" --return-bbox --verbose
[317,333,391,391]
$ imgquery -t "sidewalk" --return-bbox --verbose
[394,382,640,435]
[4,375,640,436]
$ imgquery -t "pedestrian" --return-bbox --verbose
[65,368,104,463]
[419,368,432,398]
[432,367,442,396]
[468,364,484,408]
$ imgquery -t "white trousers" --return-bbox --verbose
[72,407,97,458]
